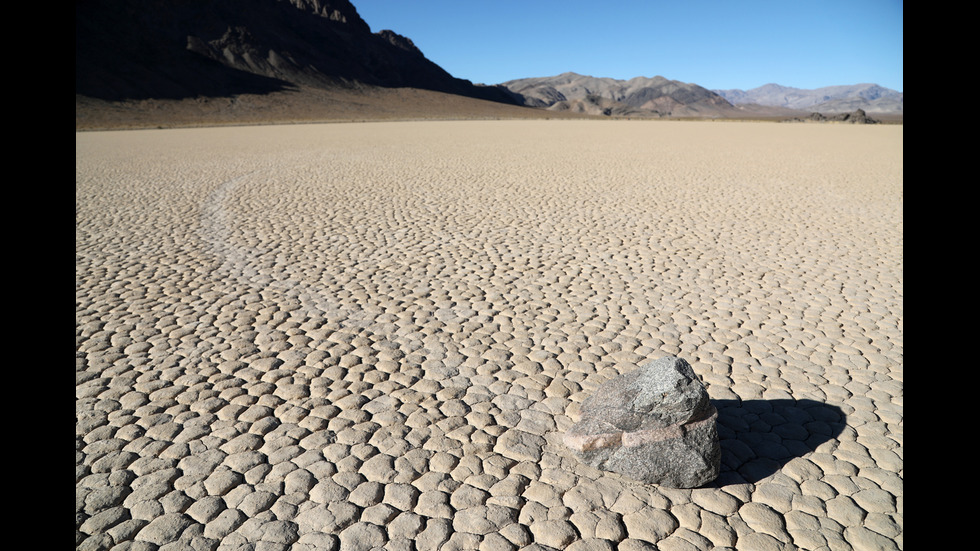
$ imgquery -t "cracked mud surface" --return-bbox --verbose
[77,120,903,550]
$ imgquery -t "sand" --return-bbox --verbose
[76,120,903,550]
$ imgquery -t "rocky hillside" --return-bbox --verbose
[714,83,903,114]
[499,73,739,118]
[76,0,516,105]
[784,109,880,124]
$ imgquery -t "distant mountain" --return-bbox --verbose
[714,83,903,114]
[499,73,738,118]
[76,0,516,105]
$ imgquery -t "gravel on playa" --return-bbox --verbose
[76,120,903,551]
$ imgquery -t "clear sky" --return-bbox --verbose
[353,0,903,92]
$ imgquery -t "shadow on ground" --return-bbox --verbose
[710,398,846,486]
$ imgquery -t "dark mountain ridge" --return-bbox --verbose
[76,0,516,105]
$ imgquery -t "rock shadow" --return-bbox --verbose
[709,398,846,486]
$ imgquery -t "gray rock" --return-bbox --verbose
[563,356,720,487]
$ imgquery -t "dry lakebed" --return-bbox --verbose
[76,120,903,551]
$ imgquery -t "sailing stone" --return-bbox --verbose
[563,356,721,488]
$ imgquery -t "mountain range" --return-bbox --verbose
[495,73,903,118]
[76,0,902,125]
[713,83,903,114]
[498,73,736,118]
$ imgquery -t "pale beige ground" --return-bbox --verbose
[76,120,903,551]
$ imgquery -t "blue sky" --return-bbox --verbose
[353,1,903,92]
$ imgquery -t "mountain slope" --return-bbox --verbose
[76,0,516,105]
[714,83,903,114]
[500,72,738,117]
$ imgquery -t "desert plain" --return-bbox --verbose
[76,119,903,551]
